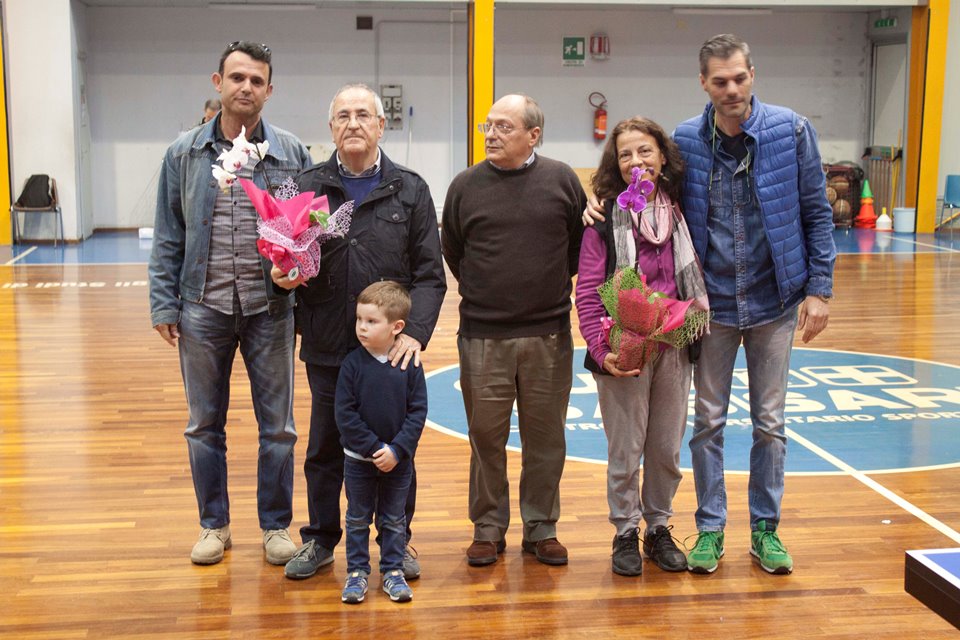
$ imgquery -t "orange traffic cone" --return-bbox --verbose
[854,179,877,228]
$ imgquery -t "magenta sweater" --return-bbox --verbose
[576,225,678,368]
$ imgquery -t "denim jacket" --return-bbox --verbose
[674,97,836,324]
[701,137,784,327]
[148,115,311,327]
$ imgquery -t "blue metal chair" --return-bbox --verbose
[937,174,960,230]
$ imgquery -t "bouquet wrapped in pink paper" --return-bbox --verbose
[239,179,352,282]
[210,126,352,282]
[598,267,710,371]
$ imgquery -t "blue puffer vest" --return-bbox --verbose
[674,97,827,304]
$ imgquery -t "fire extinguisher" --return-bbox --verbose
[589,91,607,141]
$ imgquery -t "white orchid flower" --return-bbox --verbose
[231,125,258,158]
[218,148,247,173]
[211,124,267,185]
[211,164,237,192]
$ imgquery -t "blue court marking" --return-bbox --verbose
[4,228,960,266]
[833,228,960,254]
[425,347,960,474]
[4,231,151,265]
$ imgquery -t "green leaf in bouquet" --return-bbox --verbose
[309,209,331,226]
[658,309,712,349]
[597,266,645,321]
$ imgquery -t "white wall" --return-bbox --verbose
[495,6,872,172]
[5,0,82,240]
[85,5,467,229]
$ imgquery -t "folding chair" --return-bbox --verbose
[11,175,64,246]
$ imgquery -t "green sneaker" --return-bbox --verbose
[687,531,724,574]
[750,520,793,574]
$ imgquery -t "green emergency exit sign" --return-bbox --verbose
[874,17,898,29]
[562,37,585,67]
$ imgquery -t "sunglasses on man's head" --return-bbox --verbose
[227,41,271,56]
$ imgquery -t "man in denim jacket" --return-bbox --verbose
[148,41,311,566]
[673,34,836,575]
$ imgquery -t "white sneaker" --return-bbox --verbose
[263,528,297,565]
[191,525,231,565]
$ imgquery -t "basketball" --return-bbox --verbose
[830,177,850,196]
[825,186,837,204]
[833,199,851,217]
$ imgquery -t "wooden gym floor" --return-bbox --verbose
[2,230,960,638]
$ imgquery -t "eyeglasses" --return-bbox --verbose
[334,111,377,126]
[226,41,271,56]
[477,122,526,136]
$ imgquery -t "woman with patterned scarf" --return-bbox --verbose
[575,116,708,578]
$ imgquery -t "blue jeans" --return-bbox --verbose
[300,363,416,550]
[178,300,296,530]
[343,456,412,575]
[690,309,798,531]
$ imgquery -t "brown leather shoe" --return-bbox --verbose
[521,537,568,566]
[466,539,506,566]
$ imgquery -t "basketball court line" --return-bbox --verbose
[427,413,960,545]
[897,237,960,254]
[786,426,960,545]
[0,261,149,268]
[426,346,960,479]
[4,246,36,265]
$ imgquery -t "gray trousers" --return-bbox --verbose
[595,347,691,536]
[458,333,573,543]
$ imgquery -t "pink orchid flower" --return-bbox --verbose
[616,166,656,213]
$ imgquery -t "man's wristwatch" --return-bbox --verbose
[815,294,832,304]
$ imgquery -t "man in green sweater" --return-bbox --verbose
[441,94,586,567]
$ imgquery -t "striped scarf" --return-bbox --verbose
[612,191,709,314]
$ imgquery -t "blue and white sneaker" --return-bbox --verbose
[382,569,413,602]
[341,571,368,604]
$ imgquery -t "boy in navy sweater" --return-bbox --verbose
[335,281,427,604]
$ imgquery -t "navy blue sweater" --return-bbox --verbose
[334,347,427,460]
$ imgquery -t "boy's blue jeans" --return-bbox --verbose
[344,456,412,575]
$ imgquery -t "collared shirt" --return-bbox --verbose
[217,120,265,145]
[489,150,537,172]
[703,133,784,329]
[201,119,269,316]
[337,148,382,177]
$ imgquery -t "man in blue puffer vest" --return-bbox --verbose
[583,33,836,576]
[674,34,836,575]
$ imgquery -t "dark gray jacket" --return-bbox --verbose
[294,150,446,366]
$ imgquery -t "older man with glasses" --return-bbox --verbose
[149,41,312,565]
[274,84,446,582]
[441,94,586,567]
